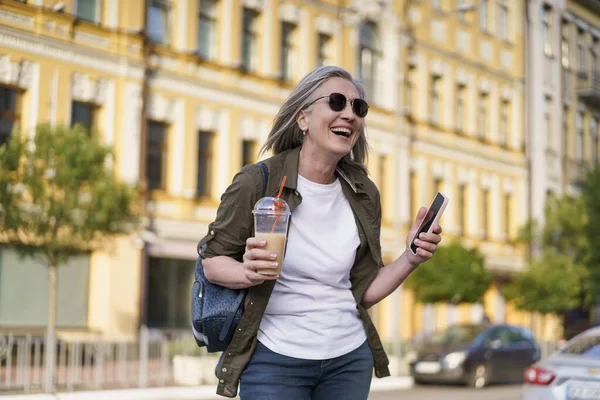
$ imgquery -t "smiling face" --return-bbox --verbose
[297,77,364,159]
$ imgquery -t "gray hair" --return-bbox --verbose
[260,66,369,174]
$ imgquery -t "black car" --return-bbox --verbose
[409,323,541,389]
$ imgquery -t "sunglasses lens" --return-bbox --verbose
[353,99,369,118]
[328,93,347,112]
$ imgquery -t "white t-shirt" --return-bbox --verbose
[257,174,367,359]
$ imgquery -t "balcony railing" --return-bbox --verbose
[576,70,600,109]
[563,157,589,186]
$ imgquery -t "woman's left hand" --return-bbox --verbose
[404,207,443,268]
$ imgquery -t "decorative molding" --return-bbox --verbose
[148,94,176,123]
[350,0,389,20]
[432,161,445,179]
[242,0,264,11]
[71,72,108,104]
[315,15,334,35]
[0,55,34,89]
[0,31,144,79]
[74,31,109,49]
[197,106,220,132]
[502,87,513,101]
[455,68,469,86]
[279,2,300,24]
[479,78,491,93]
[503,178,514,193]
[429,59,444,76]
[0,10,34,29]
[480,172,492,189]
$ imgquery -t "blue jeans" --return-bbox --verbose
[239,340,374,400]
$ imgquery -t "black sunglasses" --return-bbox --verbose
[305,93,369,118]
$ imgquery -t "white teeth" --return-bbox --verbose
[331,127,352,137]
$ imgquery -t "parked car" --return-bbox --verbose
[522,326,600,400]
[410,323,540,389]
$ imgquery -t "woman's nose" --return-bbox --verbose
[340,101,355,121]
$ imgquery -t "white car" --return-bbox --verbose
[522,326,600,400]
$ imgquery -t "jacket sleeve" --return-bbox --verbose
[198,165,262,262]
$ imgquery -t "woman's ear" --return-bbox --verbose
[296,110,308,132]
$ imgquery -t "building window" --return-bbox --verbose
[504,193,511,240]
[146,257,195,329]
[76,0,98,22]
[544,97,552,150]
[70,101,96,135]
[458,184,466,236]
[456,85,465,133]
[577,29,585,71]
[562,23,570,69]
[198,0,218,59]
[0,85,21,147]
[430,76,441,126]
[576,112,584,160]
[432,0,441,11]
[359,21,380,102]
[147,121,168,190]
[433,177,442,196]
[316,33,331,68]
[592,117,598,164]
[542,5,552,56]
[479,0,488,32]
[406,66,416,118]
[498,1,509,41]
[241,8,259,73]
[197,130,214,197]
[478,93,488,140]
[564,106,570,157]
[499,100,509,146]
[242,139,256,167]
[481,189,489,239]
[281,22,296,81]
[148,0,171,45]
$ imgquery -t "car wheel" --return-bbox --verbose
[468,363,489,389]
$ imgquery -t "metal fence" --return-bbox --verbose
[0,326,561,395]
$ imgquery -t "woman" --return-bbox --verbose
[200,66,443,399]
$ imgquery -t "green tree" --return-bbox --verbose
[404,242,493,305]
[0,124,139,391]
[502,253,586,315]
[581,166,600,297]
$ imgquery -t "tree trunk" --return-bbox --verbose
[44,263,57,393]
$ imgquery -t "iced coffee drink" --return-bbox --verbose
[252,196,291,276]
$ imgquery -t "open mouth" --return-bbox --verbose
[330,127,352,138]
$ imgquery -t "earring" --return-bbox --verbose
[302,129,306,136]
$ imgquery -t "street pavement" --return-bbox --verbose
[370,384,523,400]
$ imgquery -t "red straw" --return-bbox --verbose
[271,176,287,233]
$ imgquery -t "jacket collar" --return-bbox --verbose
[281,146,366,194]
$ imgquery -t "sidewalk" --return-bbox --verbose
[2,377,414,400]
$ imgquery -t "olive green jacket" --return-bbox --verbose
[198,146,390,398]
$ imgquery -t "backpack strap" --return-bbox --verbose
[257,162,269,198]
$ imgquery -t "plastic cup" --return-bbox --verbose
[252,197,291,276]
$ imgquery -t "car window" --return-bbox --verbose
[507,327,530,344]
[560,333,600,357]
[485,327,511,346]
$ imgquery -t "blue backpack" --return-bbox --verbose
[191,162,269,353]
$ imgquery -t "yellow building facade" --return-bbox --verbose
[1,0,594,344]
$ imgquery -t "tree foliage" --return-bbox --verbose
[581,166,600,297]
[502,252,586,315]
[404,242,493,304]
[0,124,140,265]
[505,174,600,314]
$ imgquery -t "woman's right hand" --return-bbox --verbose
[242,237,280,286]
